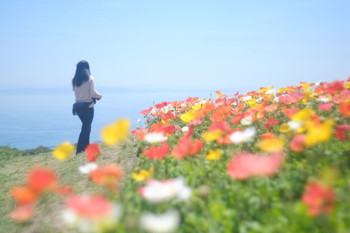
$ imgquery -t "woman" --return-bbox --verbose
[72,60,102,154]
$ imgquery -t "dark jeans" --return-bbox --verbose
[76,107,94,154]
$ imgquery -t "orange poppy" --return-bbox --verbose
[339,101,350,117]
[11,186,38,205]
[90,164,124,190]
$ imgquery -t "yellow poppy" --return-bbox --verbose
[101,118,131,146]
[52,142,75,160]
[291,108,314,122]
[258,138,284,153]
[202,130,223,142]
[305,119,334,147]
[180,110,196,123]
[205,149,222,161]
[132,167,154,181]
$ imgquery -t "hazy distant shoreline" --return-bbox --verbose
[0,89,225,150]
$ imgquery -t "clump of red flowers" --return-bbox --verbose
[10,166,72,221]
[301,181,336,216]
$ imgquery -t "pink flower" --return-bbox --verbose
[289,134,307,152]
[333,89,350,104]
[62,195,121,231]
[208,121,231,133]
[140,107,153,116]
[9,204,35,222]
[318,102,334,111]
[131,127,148,140]
[278,92,305,104]
[227,151,284,180]
[65,195,113,219]
[155,101,168,109]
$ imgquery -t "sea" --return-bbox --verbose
[0,87,216,150]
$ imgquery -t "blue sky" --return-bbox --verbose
[0,0,349,92]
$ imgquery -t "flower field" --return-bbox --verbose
[9,78,350,233]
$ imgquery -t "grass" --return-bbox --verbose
[0,137,139,233]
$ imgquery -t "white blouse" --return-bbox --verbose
[73,76,102,107]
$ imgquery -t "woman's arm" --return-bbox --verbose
[90,76,102,100]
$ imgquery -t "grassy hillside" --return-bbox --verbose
[0,139,139,233]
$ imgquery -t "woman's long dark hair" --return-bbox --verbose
[72,60,91,87]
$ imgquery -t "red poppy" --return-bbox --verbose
[227,151,284,180]
[323,80,344,95]
[171,136,203,158]
[301,181,336,216]
[264,116,279,131]
[335,124,350,140]
[27,167,58,194]
[161,112,176,122]
[230,113,243,125]
[142,144,170,159]
[150,123,176,135]
[85,143,101,162]
[189,140,204,156]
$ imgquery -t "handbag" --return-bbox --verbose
[72,102,93,115]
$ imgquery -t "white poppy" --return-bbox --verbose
[144,132,168,143]
[181,126,189,132]
[230,127,256,144]
[240,116,252,125]
[78,163,98,174]
[140,209,180,233]
[287,121,303,131]
[139,177,192,203]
